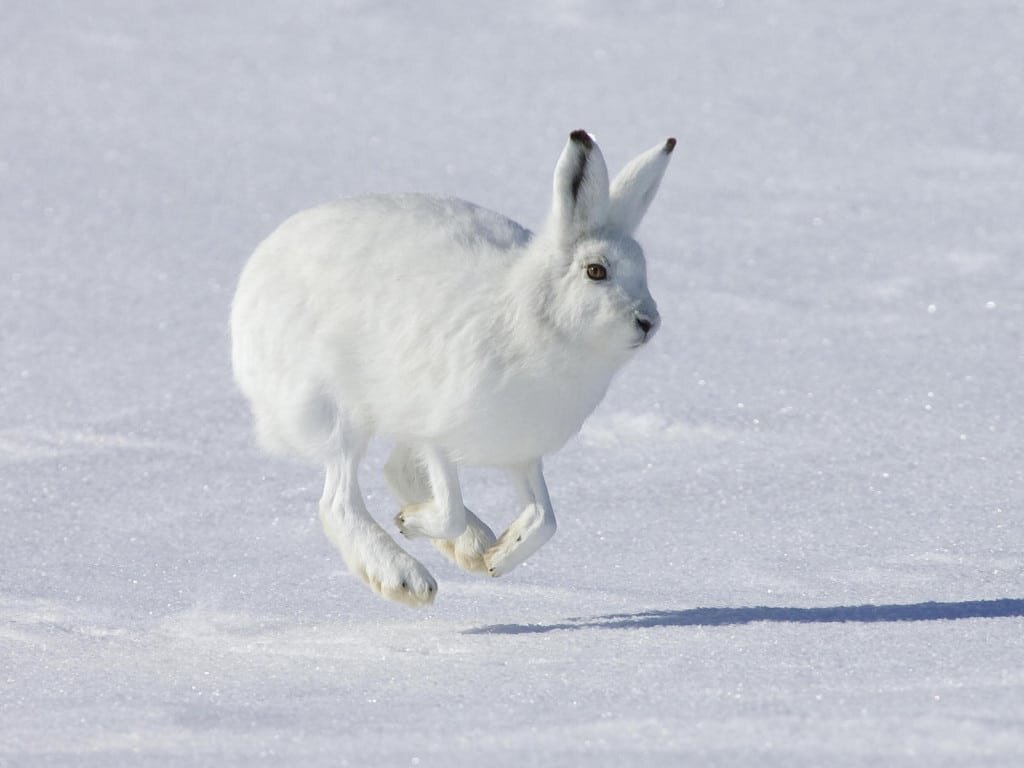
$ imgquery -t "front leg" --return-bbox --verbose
[392,445,468,540]
[484,460,557,577]
[385,444,498,573]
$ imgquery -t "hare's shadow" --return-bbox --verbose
[464,598,1024,635]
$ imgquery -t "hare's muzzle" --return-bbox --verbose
[634,311,659,345]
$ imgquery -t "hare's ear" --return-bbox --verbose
[549,130,610,242]
[607,138,676,236]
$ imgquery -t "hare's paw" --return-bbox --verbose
[351,549,438,607]
[432,508,498,574]
[484,503,556,577]
[395,501,467,541]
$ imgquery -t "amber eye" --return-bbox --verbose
[586,263,607,281]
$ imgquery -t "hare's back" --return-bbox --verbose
[235,193,527,350]
[242,193,530,331]
[268,194,529,275]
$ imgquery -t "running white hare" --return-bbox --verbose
[231,130,675,606]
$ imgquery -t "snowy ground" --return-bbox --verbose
[2,1,1023,765]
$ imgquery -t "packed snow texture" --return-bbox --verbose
[2,1,1023,765]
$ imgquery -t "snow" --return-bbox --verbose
[2,0,1023,765]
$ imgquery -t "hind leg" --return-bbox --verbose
[384,443,497,574]
[319,427,436,607]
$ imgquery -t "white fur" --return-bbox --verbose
[231,130,675,606]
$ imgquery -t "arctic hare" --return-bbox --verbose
[231,130,674,606]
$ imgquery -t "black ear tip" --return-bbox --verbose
[570,129,594,149]
[664,137,677,154]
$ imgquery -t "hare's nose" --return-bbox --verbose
[636,315,654,335]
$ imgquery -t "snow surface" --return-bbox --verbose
[2,1,1023,765]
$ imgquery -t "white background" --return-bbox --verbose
[2,1,1022,765]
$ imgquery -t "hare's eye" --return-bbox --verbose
[586,263,607,281]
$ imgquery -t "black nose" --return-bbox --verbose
[636,316,654,335]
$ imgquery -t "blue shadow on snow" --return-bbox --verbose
[464,598,1024,635]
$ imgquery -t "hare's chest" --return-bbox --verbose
[445,366,611,466]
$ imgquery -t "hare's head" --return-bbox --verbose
[530,131,674,360]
